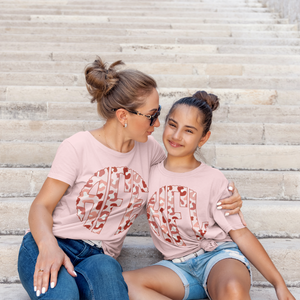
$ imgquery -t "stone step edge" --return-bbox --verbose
[0,284,300,300]
[1,236,300,284]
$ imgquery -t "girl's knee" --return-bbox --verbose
[218,279,250,300]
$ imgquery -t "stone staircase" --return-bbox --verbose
[0,0,300,299]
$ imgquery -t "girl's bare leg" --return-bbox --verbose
[207,259,251,300]
[123,265,185,300]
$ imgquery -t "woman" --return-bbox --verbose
[18,58,242,300]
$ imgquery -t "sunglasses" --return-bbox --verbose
[112,105,161,126]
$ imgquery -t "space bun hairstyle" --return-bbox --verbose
[165,90,220,136]
[85,56,157,119]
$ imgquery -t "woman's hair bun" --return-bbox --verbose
[192,90,219,112]
[85,56,124,103]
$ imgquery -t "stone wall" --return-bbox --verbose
[259,0,300,25]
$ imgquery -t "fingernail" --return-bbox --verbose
[42,287,46,294]
[217,206,222,210]
[51,282,55,289]
[73,271,77,276]
[225,212,230,216]
[34,286,37,292]
[36,290,40,297]
[217,202,222,206]
[228,186,233,191]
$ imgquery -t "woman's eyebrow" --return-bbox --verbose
[148,106,159,113]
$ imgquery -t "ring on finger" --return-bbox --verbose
[38,269,44,273]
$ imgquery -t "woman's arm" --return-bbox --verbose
[29,178,76,297]
[230,228,295,300]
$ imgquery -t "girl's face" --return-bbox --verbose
[126,88,160,143]
[163,105,210,159]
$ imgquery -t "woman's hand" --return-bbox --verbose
[29,178,75,297]
[217,181,246,225]
[33,239,76,297]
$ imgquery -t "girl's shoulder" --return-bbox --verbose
[198,163,228,183]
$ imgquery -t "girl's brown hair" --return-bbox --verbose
[85,57,157,119]
[165,90,220,136]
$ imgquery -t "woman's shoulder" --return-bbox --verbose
[62,131,91,147]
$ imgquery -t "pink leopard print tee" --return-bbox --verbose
[147,161,245,260]
[48,131,166,258]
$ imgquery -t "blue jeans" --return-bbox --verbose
[18,233,129,300]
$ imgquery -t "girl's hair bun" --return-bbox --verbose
[85,56,124,103]
[192,90,219,112]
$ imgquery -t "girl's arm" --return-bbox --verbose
[230,228,295,300]
[29,177,76,297]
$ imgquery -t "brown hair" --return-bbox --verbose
[85,57,157,119]
[165,90,219,136]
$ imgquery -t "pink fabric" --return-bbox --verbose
[147,161,245,260]
[48,131,165,258]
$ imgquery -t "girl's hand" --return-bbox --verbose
[33,241,76,297]
[275,284,296,300]
[217,181,246,225]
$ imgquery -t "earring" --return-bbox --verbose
[124,123,127,128]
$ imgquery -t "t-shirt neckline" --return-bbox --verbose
[158,160,206,177]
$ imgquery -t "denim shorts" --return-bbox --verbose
[154,242,252,300]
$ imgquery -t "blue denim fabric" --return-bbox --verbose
[154,242,252,300]
[18,232,129,300]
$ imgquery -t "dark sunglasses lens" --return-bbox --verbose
[150,111,160,126]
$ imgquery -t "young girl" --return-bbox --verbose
[123,91,295,300]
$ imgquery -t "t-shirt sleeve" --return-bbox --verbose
[48,140,79,187]
[149,136,166,166]
[212,176,245,233]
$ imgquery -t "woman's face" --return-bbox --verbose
[126,88,160,143]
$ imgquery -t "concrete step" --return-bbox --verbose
[2,72,300,90]
[2,27,298,39]
[1,235,299,284]
[1,101,300,123]
[0,14,289,24]
[0,6,270,14]
[3,43,300,57]
[1,284,300,300]
[0,8,280,18]
[1,120,299,146]
[122,44,300,56]
[0,21,296,31]
[0,1,267,9]
[2,141,300,170]
[1,86,297,106]
[1,198,299,238]
[4,51,300,66]
[0,168,299,200]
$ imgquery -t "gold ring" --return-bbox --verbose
[38,269,44,273]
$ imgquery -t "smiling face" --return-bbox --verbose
[163,104,210,160]
[126,88,160,143]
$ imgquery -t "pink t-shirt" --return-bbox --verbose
[147,161,245,260]
[48,131,165,258]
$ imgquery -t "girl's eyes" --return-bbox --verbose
[186,130,193,134]
[169,123,176,128]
